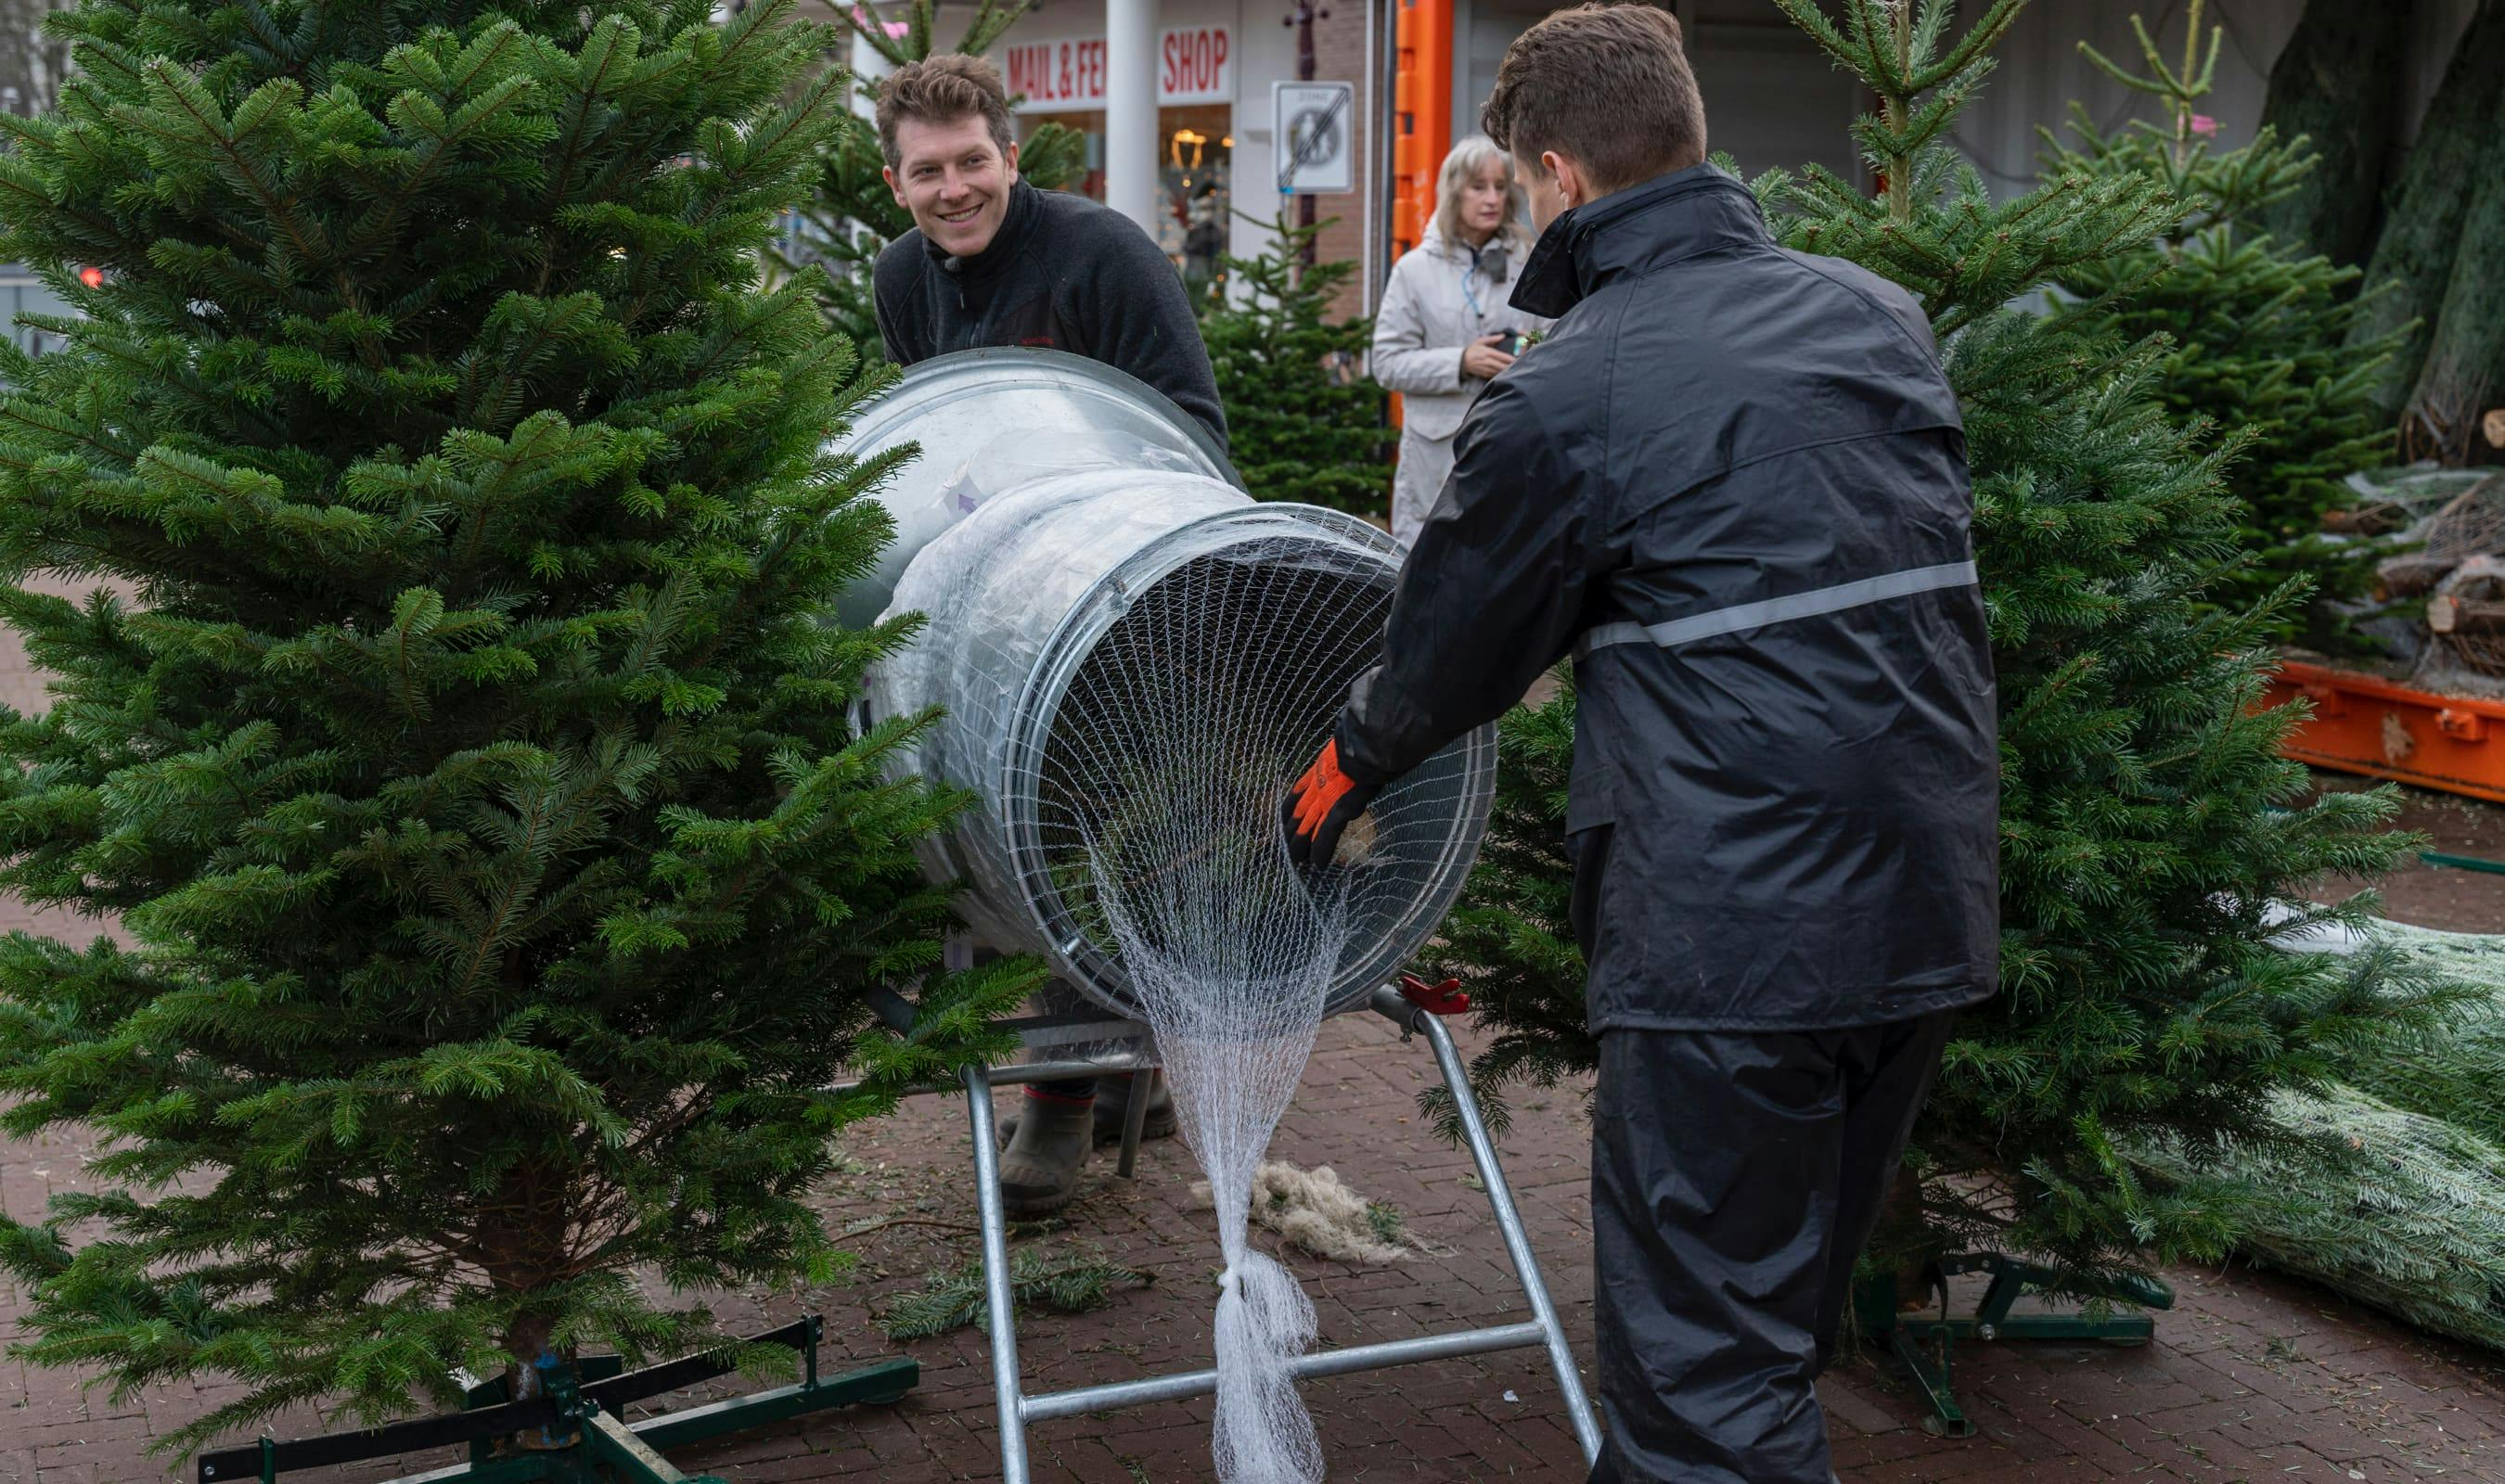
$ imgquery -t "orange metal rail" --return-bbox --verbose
[2265,659,2505,805]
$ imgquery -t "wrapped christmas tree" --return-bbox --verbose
[0,0,1033,1452]
[1419,0,2457,1296]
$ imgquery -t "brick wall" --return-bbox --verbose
[1304,1,1377,323]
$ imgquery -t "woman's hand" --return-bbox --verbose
[1460,334,1518,380]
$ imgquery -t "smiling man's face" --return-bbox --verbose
[885,114,1021,258]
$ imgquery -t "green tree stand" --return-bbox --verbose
[1854,1258,2176,1438]
[192,1318,915,1484]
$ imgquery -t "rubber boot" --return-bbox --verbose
[1095,1070,1177,1145]
[998,1087,1093,1216]
[1001,1074,1180,1147]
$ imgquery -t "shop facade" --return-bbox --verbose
[980,0,1387,311]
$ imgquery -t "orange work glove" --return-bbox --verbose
[1282,737,1381,869]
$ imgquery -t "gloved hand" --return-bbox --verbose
[1282,737,1381,869]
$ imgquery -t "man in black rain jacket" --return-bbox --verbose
[1283,7,1998,1480]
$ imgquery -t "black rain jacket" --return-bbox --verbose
[1337,164,1999,1033]
[874,178,1227,449]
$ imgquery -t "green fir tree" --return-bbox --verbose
[1199,213,1390,516]
[1418,0,2457,1296]
[2040,3,2402,644]
[778,0,1086,360]
[0,0,1034,1452]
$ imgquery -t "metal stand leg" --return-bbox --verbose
[1373,986,1605,1467]
[963,1066,1034,1484]
[1115,1068,1155,1179]
[930,989,1599,1480]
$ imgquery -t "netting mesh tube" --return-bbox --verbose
[866,470,1495,1018]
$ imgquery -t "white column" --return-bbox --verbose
[850,27,892,119]
[1104,0,1162,235]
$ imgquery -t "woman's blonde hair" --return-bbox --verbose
[1433,134,1530,254]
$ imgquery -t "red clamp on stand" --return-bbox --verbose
[1398,973,1471,1016]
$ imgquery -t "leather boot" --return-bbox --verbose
[1094,1070,1177,1144]
[998,1088,1093,1216]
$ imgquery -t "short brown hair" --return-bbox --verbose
[1482,3,1706,195]
[875,55,1016,168]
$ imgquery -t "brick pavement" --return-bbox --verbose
[5,1012,2502,1483]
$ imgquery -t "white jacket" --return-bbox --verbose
[1370,215,1551,441]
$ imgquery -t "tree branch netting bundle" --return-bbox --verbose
[864,467,1495,1481]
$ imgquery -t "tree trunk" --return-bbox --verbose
[2253,0,2409,267]
[2405,72,2505,457]
[2347,0,2505,418]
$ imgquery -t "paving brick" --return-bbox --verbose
[7,1015,2505,1481]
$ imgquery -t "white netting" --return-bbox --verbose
[1060,537,1381,1484]
[866,467,1496,1481]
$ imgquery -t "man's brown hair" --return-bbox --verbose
[875,54,1016,168]
[1481,3,1706,195]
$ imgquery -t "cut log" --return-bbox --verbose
[2375,556,2460,601]
[2423,593,2505,634]
[2484,407,2505,451]
[2348,0,2505,417]
[2254,0,2409,266]
[2321,504,2409,536]
[2427,556,2505,674]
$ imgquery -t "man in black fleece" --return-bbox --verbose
[871,54,1214,1214]
[870,54,1227,450]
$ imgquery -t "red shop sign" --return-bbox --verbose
[1003,26,1233,111]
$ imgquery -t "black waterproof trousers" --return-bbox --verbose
[1587,1012,1955,1484]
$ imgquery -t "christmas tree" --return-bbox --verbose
[779,0,1086,360]
[1419,0,2456,1293]
[1198,213,1390,515]
[2040,3,2401,641]
[0,0,1033,1452]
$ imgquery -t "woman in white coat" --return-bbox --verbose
[1372,135,1549,545]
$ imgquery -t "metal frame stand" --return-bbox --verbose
[1854,1254,2177,1437]
[868,983,1603,1483]
[194,1316,917,1484]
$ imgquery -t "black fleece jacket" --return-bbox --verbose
[872,179,1227,449]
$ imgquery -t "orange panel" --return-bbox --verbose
[2260,660,2505,805]
[1389,0,1452,263]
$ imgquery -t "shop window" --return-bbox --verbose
[1019,105,1232,291]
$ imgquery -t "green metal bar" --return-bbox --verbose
[2422,850,2505,876]
[1986,1312,2154,1341]
[584,1410,689,1484]
[1972,1266,2027,1328]
[1887,1327,1974,1439]
[630,1358,920,1452]
[377,1454,553,1484]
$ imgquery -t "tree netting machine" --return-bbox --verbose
[838,348,1601,1482]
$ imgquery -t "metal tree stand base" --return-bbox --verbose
[869,980,1604,1483]
[1855,1254,2177,1438]
[193,1315,916,1484]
